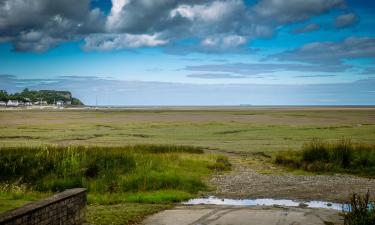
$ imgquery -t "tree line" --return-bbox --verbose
[0,89,83,105]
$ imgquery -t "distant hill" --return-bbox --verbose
[0,89,84,106]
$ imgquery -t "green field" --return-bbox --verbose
[1,108,374,152]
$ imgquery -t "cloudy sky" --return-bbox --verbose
[0,0,374,105]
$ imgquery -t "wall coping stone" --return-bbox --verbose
[0,188,87,223]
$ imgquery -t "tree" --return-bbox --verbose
[0,90,9,102]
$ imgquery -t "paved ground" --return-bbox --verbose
[142,205,342,225]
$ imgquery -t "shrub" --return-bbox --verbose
[332,139,353,168]
[302,138,330,163]
[344,191,375,225]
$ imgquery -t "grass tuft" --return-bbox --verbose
[275,139,375,176]
[207,155,232,171]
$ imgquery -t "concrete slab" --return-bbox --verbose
[142,205,343,225]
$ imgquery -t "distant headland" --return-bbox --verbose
[0,89,83,107]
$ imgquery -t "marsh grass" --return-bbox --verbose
[1,109,375,153]
[0,145,218,205]
[275,139,375,176]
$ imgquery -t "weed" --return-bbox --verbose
[344,191,375,225]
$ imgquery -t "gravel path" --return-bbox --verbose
[209,154,375,203]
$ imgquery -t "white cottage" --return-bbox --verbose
[7,100,19,106]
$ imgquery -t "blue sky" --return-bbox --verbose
[0,0,374,105]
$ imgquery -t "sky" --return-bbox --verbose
[0,0,374,105]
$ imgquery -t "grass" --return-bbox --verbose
[275,139,375,176]
[86,203,171,225]
[0,108,374,152]
[87,190,194,204]
[0,144,226,224]
[0,183,48,212]
[0,145,216,195]
[207,155,232,171]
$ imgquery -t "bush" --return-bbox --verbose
[332,139,353,168]
[302,139,330,163]
[344,191,375,225]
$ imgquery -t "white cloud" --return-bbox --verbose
[170,0,243,22]
[83,33,168,51]
[106,0,130,31]
[202,35,247,48]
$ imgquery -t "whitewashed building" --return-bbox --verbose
[56,100,64,107]
[7,100,19,106]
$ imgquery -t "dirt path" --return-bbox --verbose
[208,152,375,203]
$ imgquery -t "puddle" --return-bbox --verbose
[182,196,348,211]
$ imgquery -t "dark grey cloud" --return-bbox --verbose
[0,0,105,51]
[253,0,345,24]
[334,13,358,28]
[292,23,320,34]
[1,74,374,105]
[271,37,375,66]
[185,62,350,76]
[187,73,246,79]
[0,0,350,53]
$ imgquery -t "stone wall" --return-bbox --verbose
[0,188,87,225]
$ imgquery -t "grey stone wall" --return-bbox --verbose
[0,188,87,225]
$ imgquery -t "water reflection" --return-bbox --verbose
[183,196,349,211]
